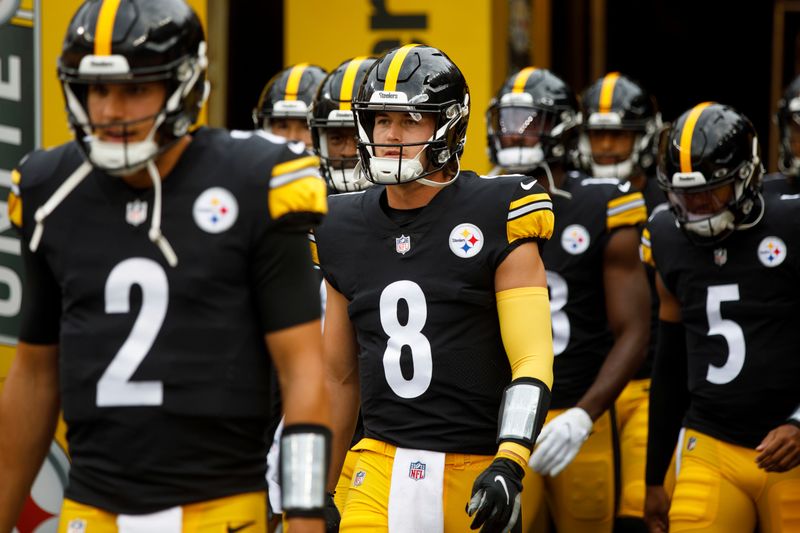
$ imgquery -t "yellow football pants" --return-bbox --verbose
[334,449,361,513]
[669,428,800,533]
[338,438,545,532]
[58,491,267,533]
[524,409,616,533]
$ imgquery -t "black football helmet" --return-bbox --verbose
[309,56,377,192]
[486,67,580,173]
[578,72,662,180]
[58,0,209,176]
[254,64,327,131]
[776,74,800,176]
[658,102,763,246]
[353,44,470,186]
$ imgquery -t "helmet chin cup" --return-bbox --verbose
[683,210,735,239]
[496,145,544,170]
[369,156,424,184]
[592,158,634,180]
[89,138,159,177]
[329,166,372,192]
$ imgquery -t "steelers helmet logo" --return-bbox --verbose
[561,224,590,255]
[193,187,239,234]
[449,223,484,258]
[757,236,787,267]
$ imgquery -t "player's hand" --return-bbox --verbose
[644,485,670,533]
[324,492,340,532]
[466,458,524,532]
[529,407,592,477]
[755,423,800,472]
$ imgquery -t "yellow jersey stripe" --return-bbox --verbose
[680,102,714,173]
[384,44,419,92]
[640,228,655,267]
[94,0,122,56]
[339,56,369,111]
[507,209,554,243]
[7,191,21,228]
[309,239,320,266]
[272,155,320,178]
[608,205,647,230]
[10,169,21,185]
[599,72,620,113]
[509,192,550,212]
[284,63,309,101]
[512,67,537,93]
[269,175,328,221]
[607,191,645,210]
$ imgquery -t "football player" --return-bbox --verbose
[266,56,379,530]
[0,1,330,532]
[769,75,800,195]
[316,44,555,532]
[579,72,667,531]
[254,63,327,146]
[642,102,800,533]
[486,67,651,533]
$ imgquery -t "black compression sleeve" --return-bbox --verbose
[18,243,61,344]
[645,319,690,486]
[252,229,321,333]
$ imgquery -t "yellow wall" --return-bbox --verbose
[285,0,508,174]
[40,0,208,148]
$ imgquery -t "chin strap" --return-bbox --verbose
[30,161,94,252]
[417,156,461,188]
[146,161,178,267]
[540,161,572,199]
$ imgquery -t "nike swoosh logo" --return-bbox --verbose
[494,475,510,504]
[521,179,537,190]
[617,181,632,192]
[227,521,256,533]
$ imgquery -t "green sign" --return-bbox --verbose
[0,15,33,344]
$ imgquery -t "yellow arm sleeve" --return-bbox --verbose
[496,286,554,388]
[495,286,555,467]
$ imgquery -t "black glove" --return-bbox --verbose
[466,458,524,532]
[324,492,340,533]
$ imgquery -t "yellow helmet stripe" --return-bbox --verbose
[284,63,309,101]
[599,72,620,113]
[680,102,714,173]
[384,44,420,92]
[339,56,369,111]
[512,67,538,93]
[94,0,122,56]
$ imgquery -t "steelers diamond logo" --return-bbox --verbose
[561,224,591,255]
[193,187,239,234]
[757,236,787,267]
[449,223,484,258]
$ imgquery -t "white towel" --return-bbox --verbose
[388,447,445,533]
[266,418,285,514]
[117,506,182,533]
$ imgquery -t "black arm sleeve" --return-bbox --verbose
[645,319,690,486]
[252,229,321,333]
[18,243,61,344]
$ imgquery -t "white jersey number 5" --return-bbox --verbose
[705,284,746,385]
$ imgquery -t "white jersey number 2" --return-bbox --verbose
[380,280,433,399]
[96,258,168,407]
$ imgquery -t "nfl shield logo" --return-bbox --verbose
[687,436,697,451]
[396,235,411,255]
[408,461,426,481]
[353,470,366,487]
[713,247,727,266]
[126,199,148,227]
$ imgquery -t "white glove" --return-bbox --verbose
[529,407,592,477]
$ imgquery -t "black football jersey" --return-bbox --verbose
[642,195,800,448]
[314,171,554,455]
[9,128,326,513]
[762,172,800,196]
[541,172,647,409]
